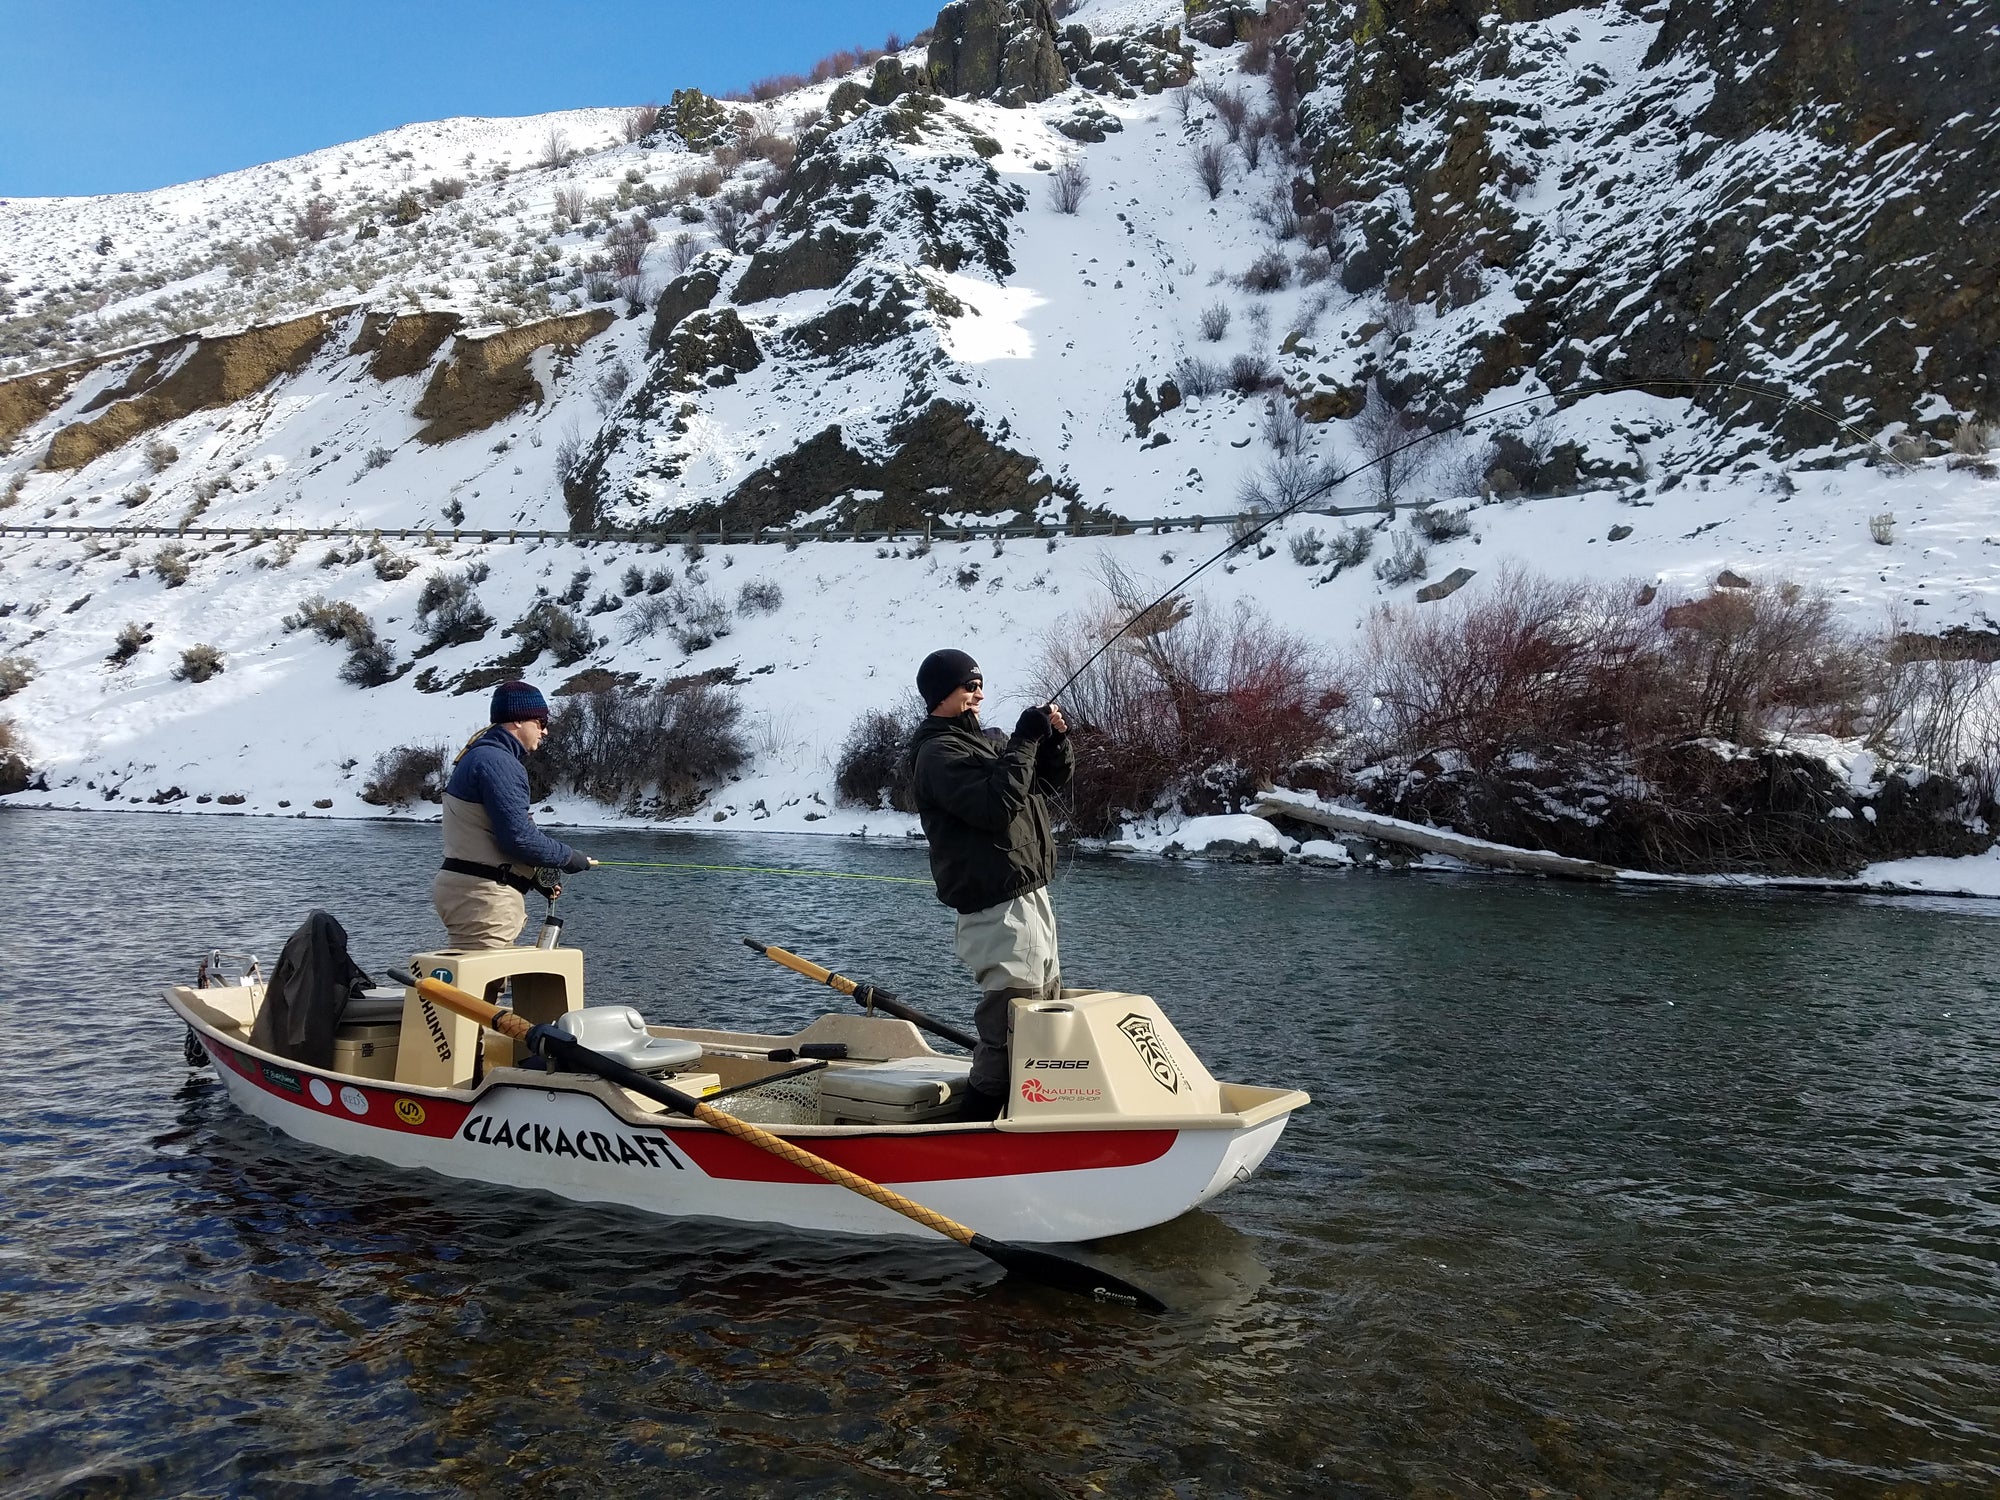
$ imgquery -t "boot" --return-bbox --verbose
[954,1085,1006,1122]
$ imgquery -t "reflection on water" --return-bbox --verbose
[3,808,1999,1495]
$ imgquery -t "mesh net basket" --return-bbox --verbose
[720,1072,823,1126]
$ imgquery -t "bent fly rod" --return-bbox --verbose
[1044,376,1906,705]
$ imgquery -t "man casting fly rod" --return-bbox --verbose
[906,649,1073,1121]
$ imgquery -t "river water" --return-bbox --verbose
[2,808,1997,1497]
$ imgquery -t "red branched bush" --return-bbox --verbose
[1037,565,1347,833]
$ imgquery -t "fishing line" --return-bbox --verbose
[593,859,930,886]
[1045,377,1910,704]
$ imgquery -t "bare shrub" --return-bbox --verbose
[736,579,783,615]
[1048,161,1090,214]
[339,634,398,687]
[371,544,416,581]
[1411,505,1472,543]
[623,103,663,142]
[360,742,449,807]
[173,643,225,683]
[1263,405,1308,456]
[1656,582,1872,743]
[1351,389,1426,510]
[1193,142,1230,200]
[1197,303,1231,341]
[708,198,747,253]
[144,438,179,473]
[428,175,467,203]
[1228,352,1278,394]
[1241,119,1267,171]
[1035,565,1348,834]
[621,593,678,643]
[1239,251,1290,293]
[294,197,337,243]
[1256,180,1301,240]
[1206,86,1249,142]
[1878,636,2000,774]
[553,425,591,490]
[541,681,748,815]
[507,601,596,666]
[592,363,632,414]
[1326,525,1374,573]
[107,621,152,666]
[1241,35,1272,74]
[1175,356,1226,399]
[361,445,394,472]
[416,569,495,649]
[553,181,588,221]
[287,595,372,644]
[1953,419,1997,456]
[1374,532,1428,586]
[151,545,190,588]
[834,705,922,810]
[670,587,733,652]
[667,231,701,274]
[1287,529,1323,566]
[540,127,571,170]
[0,655,34,699]
[1869,511,1895,545]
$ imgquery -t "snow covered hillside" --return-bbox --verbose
[0,0,1995,857]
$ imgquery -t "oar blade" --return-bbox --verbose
[968,1233,1168,1314]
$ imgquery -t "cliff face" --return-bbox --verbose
[1292,0,1999,448]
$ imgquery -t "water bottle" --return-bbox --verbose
[536,913,564,949]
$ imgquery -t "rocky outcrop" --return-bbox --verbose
[349,311,462,381]
[412,310,615,445]
[647,266,722,353]
[708,400,1052,533]
[733,228,874,306]
[926,0,1069,106]
[1287,0,2000,452]
[668,88,735,151]
[1057,22,1193,96]
[44,310,348,471]
[655,309,762,395]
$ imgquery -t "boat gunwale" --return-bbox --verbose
[166,985,1309,1139]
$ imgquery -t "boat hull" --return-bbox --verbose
[181,1002,1299,1244]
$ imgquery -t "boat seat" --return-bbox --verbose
[554,1006,704,1075]
[342,986,409,1026]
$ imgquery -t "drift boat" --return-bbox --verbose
[165,938,1308,1245]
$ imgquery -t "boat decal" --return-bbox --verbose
[670,1126,1177,1184]
[1117,1013,1183,1094]
[1020,1075,1104,1105]
[458,1111,684,1170]
[205,1033,471,1138]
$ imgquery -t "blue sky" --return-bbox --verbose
[0,0,942,197]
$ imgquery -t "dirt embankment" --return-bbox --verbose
[349,311,463,381]
[412,311,615,445]
[43,310,350,472]
[0,356,112,449]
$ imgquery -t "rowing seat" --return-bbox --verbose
[554,1006,704,1075]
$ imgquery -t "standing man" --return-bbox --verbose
[907,649,1073,1120]
[432,679,593,950]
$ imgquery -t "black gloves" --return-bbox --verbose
[562,849,592,874]
[1014,706,1053,742]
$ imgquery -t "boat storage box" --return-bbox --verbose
[333,1023,401,1082]
[817,1057,971,1125]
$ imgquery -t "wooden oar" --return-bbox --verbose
[388,970,1166,1314]
[743,938,978,1051]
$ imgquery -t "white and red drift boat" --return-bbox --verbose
[165,939,1308,1244]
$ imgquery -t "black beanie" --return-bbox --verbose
[917,649,981,711]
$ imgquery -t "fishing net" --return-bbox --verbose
[721,1072,823,1126]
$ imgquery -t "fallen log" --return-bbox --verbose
[1250,793,1624,882]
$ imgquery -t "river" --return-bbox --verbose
[3,808,1997,1496]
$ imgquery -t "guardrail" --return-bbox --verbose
[0,504,1399,548]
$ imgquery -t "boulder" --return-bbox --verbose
[925,0,1069,106]
[647,266,722,354]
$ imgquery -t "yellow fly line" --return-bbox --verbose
[591,859,930,886]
